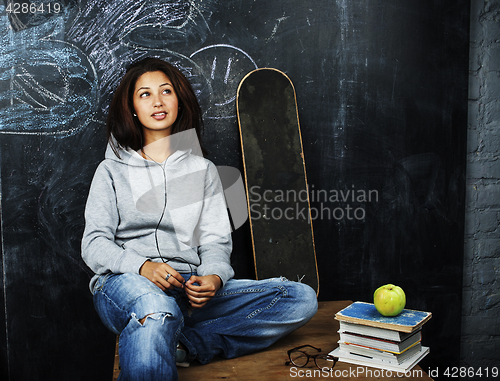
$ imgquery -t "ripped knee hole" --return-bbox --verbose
[139,313,153,325]
[137,312,173,326]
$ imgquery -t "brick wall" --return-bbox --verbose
[462,0,500,371]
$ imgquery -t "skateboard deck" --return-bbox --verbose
[237,68,319,295]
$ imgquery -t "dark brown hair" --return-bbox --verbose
[106,57,205,156]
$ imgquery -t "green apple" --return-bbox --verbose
[373,284,406,316]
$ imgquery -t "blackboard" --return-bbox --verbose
[0,0,469,379]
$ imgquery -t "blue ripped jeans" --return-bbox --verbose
[93,273,318,381]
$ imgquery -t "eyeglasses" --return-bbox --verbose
[285,345,338,370]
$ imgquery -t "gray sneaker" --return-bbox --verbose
[176,343,190,368]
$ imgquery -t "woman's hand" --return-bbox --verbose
[184,275,222,308]
[139,260,185,291]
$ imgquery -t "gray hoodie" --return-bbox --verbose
[81,142,234,293]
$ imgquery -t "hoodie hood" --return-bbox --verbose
[105,128,204,167]
[104,139,190,167]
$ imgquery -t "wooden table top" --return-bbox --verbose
[178,300,433,381]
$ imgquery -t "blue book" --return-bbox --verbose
[335,301,432,333]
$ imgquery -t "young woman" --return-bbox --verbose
[82,57,318,381]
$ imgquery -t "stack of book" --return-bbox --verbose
[330,301,432,373]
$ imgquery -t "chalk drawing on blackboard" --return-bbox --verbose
[119,0,210,51]
[0,8,98,137]
[65,1,257,121]
[0,40,98,136]
[266,14,290,43]
[67,0,216,117]
[190,45,258,119]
